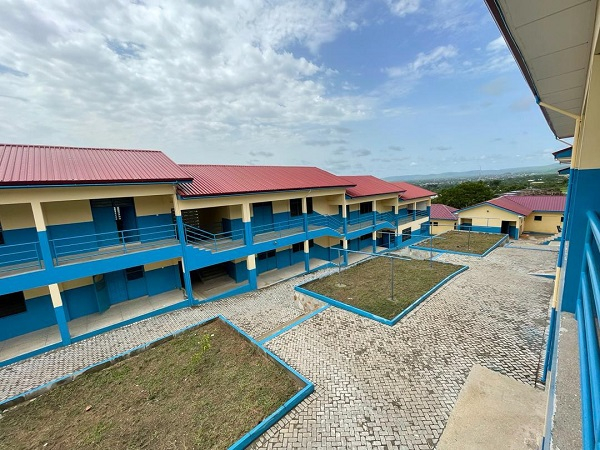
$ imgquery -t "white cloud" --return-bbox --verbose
[486,36,507,53]
[385,45,458,78]
[0,0,372,163]
[385,0,421,17]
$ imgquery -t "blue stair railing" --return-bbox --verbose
[184,224,244,252]
[0,241,42,273]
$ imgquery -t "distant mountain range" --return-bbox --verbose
[385,164,562,182]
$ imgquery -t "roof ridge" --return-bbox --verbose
[0,144,162,153]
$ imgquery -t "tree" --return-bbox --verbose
[433,181,494,209]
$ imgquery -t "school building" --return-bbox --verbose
[456,195,566,239]
[0,144,433,364]
[428,204,458,235]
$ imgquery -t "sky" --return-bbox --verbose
[0,0,568,177]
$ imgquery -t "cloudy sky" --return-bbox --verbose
[0,0,566,177]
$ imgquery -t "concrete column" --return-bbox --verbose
[304,240,310,272]
[31,201,54,269]
[394,203,399,229]
[172,193,194,305]
[372,231,377,254]
[412,202,417,221]
[302,197,309,235]
[247,254,257,289]
[242,203,253,246]
[342,196,348,235]
[342,239,348,266]
[49,283,71,345]
[372,200,377,226]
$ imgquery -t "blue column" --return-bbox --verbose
[412,209,417,221]
[372,235,377,254]
[304,250,310,272]
[303,212,309,236]
[54,305,71,345]
[244,221,253,245]
[248,268,257,289]
[343,217,348,235]
[37,230,54,269]
[372,210,377,226]
[175,215,194,304]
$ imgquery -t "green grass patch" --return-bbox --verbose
[417,230,505,255]
[0,319,302,450]
[302,257,462,320]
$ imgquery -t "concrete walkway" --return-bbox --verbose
[0,246,556,449]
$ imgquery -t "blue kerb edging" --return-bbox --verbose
[409,234,508,258]
[295,265,469,326]
[0,315,314,450]
[259,304,330,345]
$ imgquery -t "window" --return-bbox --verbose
[290,198,302,217]
[561,216,564,223]
[401,227,411,242]
[534,215,542,221]
[0,220,4,245]
[360,234,371,241]
[0,292,26,318]
[308,239,314,248]
[432,222,439,226]
[359,202,373,215]
[306,197,313,214]
[257,250,276,260]
[292,242,303,252]
[125,266,144,281]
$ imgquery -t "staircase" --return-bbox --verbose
[196,263,228,283]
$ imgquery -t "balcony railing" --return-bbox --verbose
[50,224,178,265]
[376,211,396,225]
[347,214,374,231]
[576,210,600,450]
[307,214,343,232]
[252,217,305,242]
[0,241,42,274]
[185,224,244,252]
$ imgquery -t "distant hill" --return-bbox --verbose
[385,164,561,182]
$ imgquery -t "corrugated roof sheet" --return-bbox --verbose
[430,204,458,221]
[342,175,402,198]
[486,196,533,216]
[0,144,192,186]
[391,182,436,200]
[506,195,566,212]
[178,164,353,197]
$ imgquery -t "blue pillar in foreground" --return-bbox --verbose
[175,214,194,304]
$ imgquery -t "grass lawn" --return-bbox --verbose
[417,230,506,255]
[0,319,302,450]
[302,257,462,320]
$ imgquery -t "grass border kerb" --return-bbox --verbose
[409,233,509,257]
[295,265,468,326]
[0,315,314,450]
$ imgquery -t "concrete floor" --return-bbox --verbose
[437,364,546,450]
[257,258,330,288]
[0,289,185,364]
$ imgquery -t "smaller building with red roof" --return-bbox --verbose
[429,204,458,235]
[456,195,566,238]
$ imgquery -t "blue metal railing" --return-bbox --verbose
[252,217,305,237]
[307,213,343,231]
[576,210,600,449]
[347,214,374,229]
[51,224,178,264]
[376,211,396,224]
[0,241,42,273]
[184,224,244,252]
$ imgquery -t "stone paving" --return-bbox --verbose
[0,246,556,449]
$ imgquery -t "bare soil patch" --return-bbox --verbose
[302,257,462,319]
[0,319,302,450]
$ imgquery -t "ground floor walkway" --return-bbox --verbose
[0,246,556,449]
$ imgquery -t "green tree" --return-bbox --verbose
[433,181,494,209]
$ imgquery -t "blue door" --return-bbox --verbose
[120,205,139,242]
[125,266,147,299]
[94,274,110,313]
[253,202,273,232]
[105,270,128,304]
[91,206,120,247]
[256,250,276,273]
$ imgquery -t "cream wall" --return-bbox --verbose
[44,200,93,226]
[457,205,520,228]
[430,219,457,235]
[0,204,35,230]
[134,195,173,216]
[523,212,564,234]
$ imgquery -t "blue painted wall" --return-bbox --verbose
[64,284,99,320]
[311,244,332,261]
[226,260,248,282]
[0,294,57,341]
[0,227,39,267]
[562,168,600,313]
[222,218,244,240]
[47,222,97,257]
[291,248,305,265]
[276,249,292,267]
[137,214,175,242]
[146,265,181,295]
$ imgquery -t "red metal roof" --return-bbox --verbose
[177,164,353,197]
[391,182,436,200]
[505,195,566,212]
[342,175,402,198]
[0,144,192,186]
[430,204,458,221]
[486,196,533,216]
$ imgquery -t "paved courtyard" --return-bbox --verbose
[0,246,556,449]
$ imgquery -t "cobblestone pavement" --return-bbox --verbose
[252,247,556,449]
[1,247,555,450]
[0,269,334,402]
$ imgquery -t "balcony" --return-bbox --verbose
[375,211,396,227]
[398,210,428,226]
[252,217,305,243]
[347,214,374,232]
[0,241,43,278]
[307,213,343,233]
[50,224,179,265]
[185,224,245,253]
